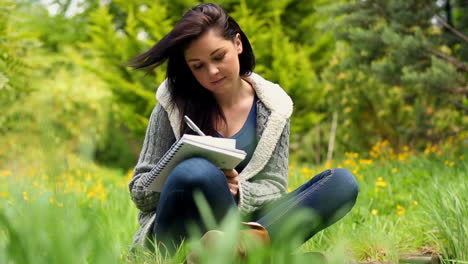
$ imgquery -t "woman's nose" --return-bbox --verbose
[207,64,219,75]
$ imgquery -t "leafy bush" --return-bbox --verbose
[322,0,467,153]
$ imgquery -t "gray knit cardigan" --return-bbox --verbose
[128,73,293,249]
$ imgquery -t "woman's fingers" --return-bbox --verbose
[227,176,238,185]
[222,169,238,178]
[228,182,239,196]
[223,169,239,196]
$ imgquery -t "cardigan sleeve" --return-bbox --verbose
[128,103,176,212]
[238,119,290,214]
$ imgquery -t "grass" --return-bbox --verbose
[0,137,467,263]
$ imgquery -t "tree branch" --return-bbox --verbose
[435,15,468,44]
[429,48,468,73]
[453,86,468,95]
[448,99,468,112]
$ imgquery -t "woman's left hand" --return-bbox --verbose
[223,169,239,197]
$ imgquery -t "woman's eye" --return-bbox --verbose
[214,54,225,61]
[193,64,203,70]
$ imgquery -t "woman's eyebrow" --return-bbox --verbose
[187,48,224,62]
[209,48,223,56]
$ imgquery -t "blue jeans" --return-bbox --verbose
[153,157,358,253]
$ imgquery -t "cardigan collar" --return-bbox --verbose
[156,72,293,139]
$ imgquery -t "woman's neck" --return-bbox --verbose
[214,78,254,109]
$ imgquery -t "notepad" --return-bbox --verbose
[142,134,247,192]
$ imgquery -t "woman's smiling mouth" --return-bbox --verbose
[211,77,226,85]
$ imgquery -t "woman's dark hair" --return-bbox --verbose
[126,3,255,136]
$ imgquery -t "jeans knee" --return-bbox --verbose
[170,157,223,189]
[333,168,359,202]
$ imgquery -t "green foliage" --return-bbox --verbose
[323,0,467,153]
[0,0,39,135]
[77,0,334,165]
[421,172,467,262]
[7,0,466,167]
[80,0,172,137]
[1,142,467,263]
[0,162,135,264]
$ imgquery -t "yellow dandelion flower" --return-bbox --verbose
[97,193,107,201]
[444,160,449,165]
[375,188,381,192]
[357,174,364,180]
[449,162,455,167]
[429,26,442,35]
[371,209,378,215]
[330,58,339,66]
[0,192,9,198]
[359,159,373,165]
[1,170,12,177]
[87,191,96,199]
[396,205,404,210]
[57,202,64,207]
[49,197,55,203]
[377,177,383,181]
[22,191,29,201]
[392,168,398,173]
[300,168,313,174]
[413,201,419,206]
[352,169,359,175]
[439,45,452,55]
[397,210,405,215]
[375,181,387,187]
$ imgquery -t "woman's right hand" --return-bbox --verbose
[222,169,239,198]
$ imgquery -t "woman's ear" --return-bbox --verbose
[235,33,243,54]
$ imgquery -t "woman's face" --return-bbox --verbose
[184,28,243,95]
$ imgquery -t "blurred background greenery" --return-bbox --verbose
[1,1,467,263]
[1,0,467,170]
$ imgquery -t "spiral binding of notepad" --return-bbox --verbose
[142,141,184,188]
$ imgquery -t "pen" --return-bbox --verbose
[184,115,206,136]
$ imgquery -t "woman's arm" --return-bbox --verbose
[238,120,290,213]
[128,104,176,212]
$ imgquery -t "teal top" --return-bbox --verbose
[215,97,258,173]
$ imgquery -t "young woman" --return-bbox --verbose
[127,2,358,255]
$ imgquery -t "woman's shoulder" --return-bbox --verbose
[245,73,293,118]
[153,80,183,138]
[155,79,170,109]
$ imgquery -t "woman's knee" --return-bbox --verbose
[332,168,359,202]
[169,157,224,189]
